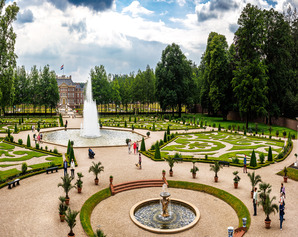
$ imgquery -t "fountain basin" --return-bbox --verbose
[42,128,143,147]
[130,198,200,234]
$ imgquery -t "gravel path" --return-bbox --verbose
[0,117,297,237]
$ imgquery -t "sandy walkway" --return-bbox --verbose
[0,117,297,237]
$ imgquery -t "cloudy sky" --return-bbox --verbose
[7,0,297,82]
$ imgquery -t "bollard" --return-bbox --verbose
[242,217,247,227]
[228,226,234,237]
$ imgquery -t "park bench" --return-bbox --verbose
[219,161,230,167]
[46,166,58,174]
[8,179,20,189]
[173,157,183,162]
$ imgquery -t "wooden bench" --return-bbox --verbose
[8,179,20,189]
[219,161,230,167]
[46,166,58,174]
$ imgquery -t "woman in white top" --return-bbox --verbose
[70,159,75,178]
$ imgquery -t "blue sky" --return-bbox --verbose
[7,0,297,82]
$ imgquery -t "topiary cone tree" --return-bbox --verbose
[167,125,170,135]
[164,132,167,143]
[27,134,31,147]
[250,150,257,167]
[140,137,146,151]
[154,143,161,160]
[267,146,272,162]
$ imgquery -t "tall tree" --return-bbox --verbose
[111,79,121,112]
[48,70,59,113]
[28,65,40,112]
[232,4,268,128]
[155,43,195,117]
[39,65,53,113]
[14,66,29,112]
[204,32,232,119]
[90,65,111,111]
[0,1,19,114]
[263,9,293,124]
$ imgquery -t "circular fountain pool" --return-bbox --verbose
[130,198,200,234]
[42,129,143,147]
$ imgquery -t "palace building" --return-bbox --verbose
[56,75,85,108]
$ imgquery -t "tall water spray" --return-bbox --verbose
[81,77,100,138]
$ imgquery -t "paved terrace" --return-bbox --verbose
[0,116,297,237]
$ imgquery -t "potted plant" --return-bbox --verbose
[74,172,84,193]
[166,154,179,177]
[109,175,113,184]
[209,161,222,182]
[283,166,288,183]
[190,162,199,178]
[248,171,262,198]
[57,174,75,205]
[258,182,272,210]
[233,171,241,188]
[94,229,107,237]
[65,208,80,237]
[162,169,166,178]
[89,161,104,185]
[146,131,150,137]
[262,194,278,229]
[58,196,68,222]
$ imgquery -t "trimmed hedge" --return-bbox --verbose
[80,181,250,236]
[80,188,111,236]
[167,180,251,230]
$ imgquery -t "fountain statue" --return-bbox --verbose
[81,77,100,138]
[160,184,171,217]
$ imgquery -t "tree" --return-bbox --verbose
[250,149,257,167]
[111,79,121,113]
[0,0,19,114]
[140,137,146,151]
[155,43,195,117]
[28,65,40,112]
[26,134,31,147]
[268,146,273,161]
[154,143,161,160]
[204,32,232,119]
[90,65,111,112]
[48,70,59,113]
[263,9,293,124]
[14,66,29,112]
[232,4,268,128]
[39,65,53,113]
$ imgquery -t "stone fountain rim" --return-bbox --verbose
[129,197,200,234]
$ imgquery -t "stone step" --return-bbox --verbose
[114,183,164,194]
[112,179,164,194]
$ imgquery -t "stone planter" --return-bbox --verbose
[265,220,271,229]
[234,182,238,189]
[95,179,99,185]
[214,176,218,182]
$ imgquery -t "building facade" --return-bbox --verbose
[56,75,85,108]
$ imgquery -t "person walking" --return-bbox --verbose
[138,153,142,169]
[128,140,131,154]
[253,187,258,216]
[279,201,285,230]
[243,155,247,173]
[133,142,137,154]
[136,141,139,153]
[63,159,68,177]
[280,183,285,197]
[70,159,75,178]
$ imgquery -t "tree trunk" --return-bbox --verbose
[178,103,182,118]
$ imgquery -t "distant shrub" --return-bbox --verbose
[22,163,27,174]
[18,139,23,145]
[54,148,58,154]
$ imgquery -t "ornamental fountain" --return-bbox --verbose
[130,184,200,234]
[81,77,100,138]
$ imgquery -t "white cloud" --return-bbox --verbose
[177,0,186,7]
[122,1,154,17]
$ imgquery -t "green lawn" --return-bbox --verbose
[161,132,284,164]
[0,141,62,181]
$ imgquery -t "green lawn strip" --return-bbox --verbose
[80,188,111,237]
[0,142,15,150]
[228,145,267,151]
[0,150,15,157]
[277,167,298,181]
[29,156,63,169]
[0,168,20,180]
[163,140,225,153]
[0,164,15,167]
[167,180,250,230]
[0,150,46,162]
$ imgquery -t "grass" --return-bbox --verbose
[80,188,111,237]
[80,182,250,236]
[167,180,251,230]
[0,141,62,181]
[277,167,298,181]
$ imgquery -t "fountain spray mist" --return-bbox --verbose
[81,77,100,138]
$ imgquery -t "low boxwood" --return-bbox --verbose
[80,188,111,236]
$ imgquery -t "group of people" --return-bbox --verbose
[127,140,139,154]
[63,158,75,178]
[252,183,286,230]
[127,139,142,169]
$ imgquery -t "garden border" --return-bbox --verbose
[80,181,250,236]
